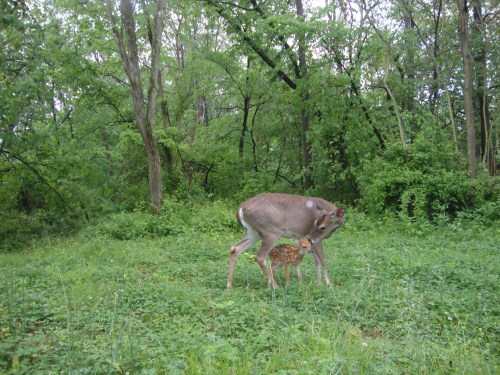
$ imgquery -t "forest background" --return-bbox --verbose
[1,0,499,245]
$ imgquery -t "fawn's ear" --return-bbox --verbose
[292,235,299,244]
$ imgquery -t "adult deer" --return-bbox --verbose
[227,193,345,289]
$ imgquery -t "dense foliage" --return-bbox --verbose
[358,137,497,222]
[0,0,499,244]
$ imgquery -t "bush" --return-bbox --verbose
[154,197,237,236]
[356,137,498,223]
[82,197,238,240]
[97,211,154,240]
[0,209,84,252]
[190,200,240,233]
[152,197,195,236]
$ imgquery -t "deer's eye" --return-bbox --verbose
[320,226,326,231]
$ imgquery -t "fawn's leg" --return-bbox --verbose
[284,264,290,284]
[270,260,281,285]
[295,265,303,283]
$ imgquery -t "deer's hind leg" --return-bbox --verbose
[227,228,260,289]
[254,235,281,288]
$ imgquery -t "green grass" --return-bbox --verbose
[0,217,498,374]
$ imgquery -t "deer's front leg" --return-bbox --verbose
[311,251,322,284]
[313,242,331,286]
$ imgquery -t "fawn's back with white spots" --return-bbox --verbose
[269,238,312,284]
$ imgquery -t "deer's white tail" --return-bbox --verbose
[238,208,260,241]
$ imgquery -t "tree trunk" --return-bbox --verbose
[191,95,208,148]
[295,0,313,190]
[472,1,493,175]
[430,0,443,112]
[106,0,166,213]
[158,70,174,172]
[457,0,477,179]
[383,51,406,148]
[239,96,251,158]
[144,4,174,174]
[239,57,252,158]
[402,12,415,112]
[250,105,260,173]
[439,6,459,153]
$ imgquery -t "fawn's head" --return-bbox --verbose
[294,237,313,255]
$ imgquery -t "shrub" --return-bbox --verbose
[154,197,237,236]
[190,200,240,233]
[97,211,154,240]
[82,197,238,240]
[0,209,84,252]
[152,197,194,236]
[356,137,498,223]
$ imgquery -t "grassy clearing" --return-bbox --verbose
[0,214,498,374]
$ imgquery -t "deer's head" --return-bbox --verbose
[307,207,345,245]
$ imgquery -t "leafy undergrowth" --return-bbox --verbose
[0,216,498,374]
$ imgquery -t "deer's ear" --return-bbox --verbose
[332,207,345,219]
[292,235,299,244]
[314,201,325,211]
